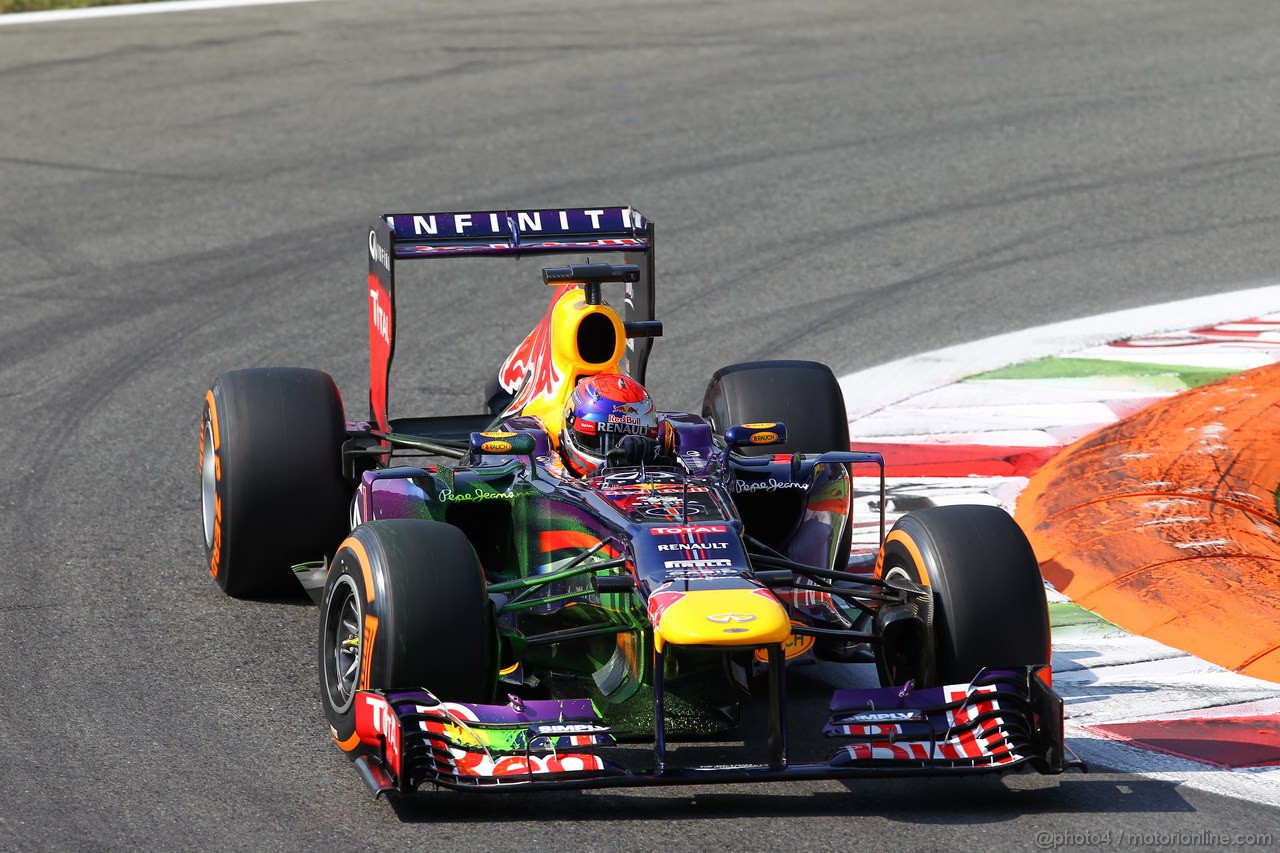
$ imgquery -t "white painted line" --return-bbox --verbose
[0,0,333,26]
[898,379,1179,406]
[1065,733,1280,808]
[851,402,1122,434]
[842,285,1280,802]
[839,281,1280,420]
[848,428,1062,446]
[1059,630,1280,805]
[1065,343,1278,370]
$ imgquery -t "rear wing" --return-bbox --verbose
[367,206,654,432]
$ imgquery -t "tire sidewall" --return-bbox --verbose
[319,534,377,748]
[878,506,1049,686]
[318,521,496,751]
[199,389,226,586]
[200,368,349,598]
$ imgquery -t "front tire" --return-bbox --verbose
[200,367,350,598]
[320,520,497,750]
[876,505,1049,686]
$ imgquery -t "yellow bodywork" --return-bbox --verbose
[516,288,626,442]
[653,588,792,652]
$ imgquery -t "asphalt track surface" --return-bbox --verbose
[4,0,1280,849]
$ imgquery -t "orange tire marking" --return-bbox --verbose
[204,389,220,450]
[338,535,376,603]
[332,728,361,752]
[336,535,379,690]
[204,389,223,580]
[360,614,378,691]
[876,529,931,586]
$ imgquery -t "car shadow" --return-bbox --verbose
[385,774,1195,824]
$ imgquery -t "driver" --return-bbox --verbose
[560,374,659,476]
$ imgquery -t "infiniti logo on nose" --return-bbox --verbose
[706,613,756,623]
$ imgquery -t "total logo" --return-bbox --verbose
[649,524,728,536]
[368,287,391,346]
[355,694,402,777]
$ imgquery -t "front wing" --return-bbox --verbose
[347,667,1083,796]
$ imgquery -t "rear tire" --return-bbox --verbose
[876,505,1049,686]
[199,367,350,598]
[703,360,852,566]
[320,520,497,749]
[702,360,850,456]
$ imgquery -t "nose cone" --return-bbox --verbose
[652,587,791,651]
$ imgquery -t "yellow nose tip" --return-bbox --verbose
[653,588,791,650]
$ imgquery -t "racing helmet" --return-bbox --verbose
[561,374,659,475]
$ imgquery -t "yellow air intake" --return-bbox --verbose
[519,288,626,439]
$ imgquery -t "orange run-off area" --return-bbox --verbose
[1016,361,1280,682]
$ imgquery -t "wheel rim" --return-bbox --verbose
[323,574,363,713]
[881,566,911,683]
[201,419,217,550]
[880,564,935,686]
[883,566,912,584]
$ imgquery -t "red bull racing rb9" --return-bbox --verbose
[198,206,1083,797]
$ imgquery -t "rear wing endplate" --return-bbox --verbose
[367,206,654,432]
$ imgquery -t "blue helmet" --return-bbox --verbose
[561,374,658,475]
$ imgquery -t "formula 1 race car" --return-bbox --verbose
[198,206,1081,796]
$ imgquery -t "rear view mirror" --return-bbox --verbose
[724,422,787,450]
[469,431,537,456]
